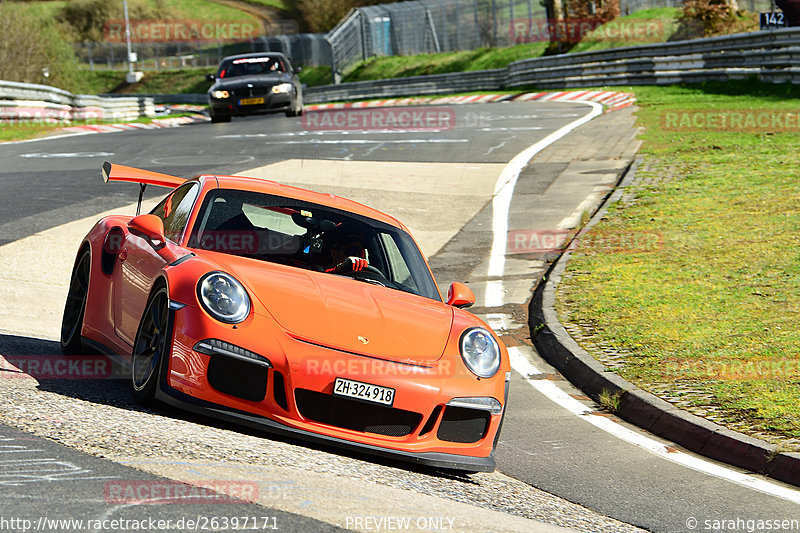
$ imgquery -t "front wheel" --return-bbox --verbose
[60,250,90,355]
[285,93,303,117]
[131,286,170,405]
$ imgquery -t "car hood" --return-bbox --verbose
[229,261,453,365]
[213,74,289,90]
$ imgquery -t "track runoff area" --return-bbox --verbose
[0,98,797,532]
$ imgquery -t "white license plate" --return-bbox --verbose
[333,377,395,406]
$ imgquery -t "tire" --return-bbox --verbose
[131,285,170,405]
[210,112,231,123]
[285,93,303,117]
[60,250,90,355]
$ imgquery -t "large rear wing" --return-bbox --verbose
[101,161,186,189]
[102,161,187,216]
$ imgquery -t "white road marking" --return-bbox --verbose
[485,102,602,306]
[477,126,543,131]
[250,139,469,145]
[149,155,255,166]
[20,152,114,158]
[509,346,800,504]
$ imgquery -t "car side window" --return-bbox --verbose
[151,182,199,244]
[379,233,418,292]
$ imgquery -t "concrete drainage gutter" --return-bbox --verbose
[529,156,800,488]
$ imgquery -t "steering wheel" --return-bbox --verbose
[360,265,383,276]
[349,265,392,287]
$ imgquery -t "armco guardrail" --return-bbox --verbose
[305,69,507,103]
[0,80,154,123]
[304,28,800,103]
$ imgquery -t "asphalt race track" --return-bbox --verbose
[0,103,798,532]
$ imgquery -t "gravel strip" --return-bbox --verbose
[0,367,644,533]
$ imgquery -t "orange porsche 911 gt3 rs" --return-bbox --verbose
[61,162,510,472]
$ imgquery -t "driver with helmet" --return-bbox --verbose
[325,234,368,273]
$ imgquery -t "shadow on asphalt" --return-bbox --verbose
[0,333,478,482]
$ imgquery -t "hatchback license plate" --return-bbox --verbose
[240,97,265,105]
[333,377,395,406]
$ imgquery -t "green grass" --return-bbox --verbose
[70,68,213,95]
[0,122,68,143]
[239,0,291,12]
[556,80,800,449]
[343,42,549,81]
[166,0,260,24]
[14,0,260,29]
[0,114,199,143]
[17,0,67,18]
[298,66,332,87]
[568,8,682,53]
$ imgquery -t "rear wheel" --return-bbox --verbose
[60,250,90,355]
[131,286,170,405]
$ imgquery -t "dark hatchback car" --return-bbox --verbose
[206,52,303,122]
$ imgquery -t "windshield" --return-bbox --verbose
[188,189,441,301]
[217,56,285,78]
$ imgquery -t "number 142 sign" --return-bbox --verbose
[760,11,787,30]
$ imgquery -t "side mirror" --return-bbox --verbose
[205,73,215,82]
[446,282,474,309]
[129,214,166,246]
[294,67,303,74]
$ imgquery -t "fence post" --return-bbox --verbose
[492,0,498,46]
[426,9,442,52]
[509,0,515,39]
[87,42,94,71]
[528,0,533,39]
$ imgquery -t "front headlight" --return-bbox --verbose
[271,83,292,94]
[212,90,230,99]
[197,272,250,324]
[459,328,501,378]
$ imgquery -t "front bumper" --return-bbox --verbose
[162,304,506,472]
[209,93,292,116]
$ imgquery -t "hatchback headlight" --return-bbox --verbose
[212,90,230,99]
[271,83,292,94]
[459,328,501,378]
[197,272,250,324]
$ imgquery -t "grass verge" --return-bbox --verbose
[568,7,683,54]
[0,114,200,144]
[342,43,549,82]
[556,79,800,450]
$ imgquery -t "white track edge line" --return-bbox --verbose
[507,309,800,499]
[485,101,602,307]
